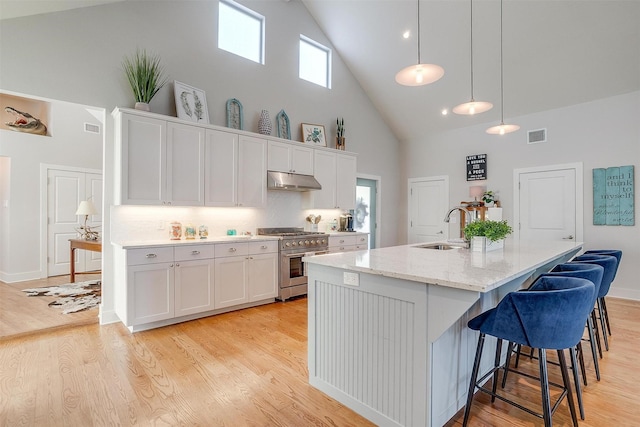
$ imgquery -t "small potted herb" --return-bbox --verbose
[122,48,168,111]
[482,191,495,206]
[463,220,513,251]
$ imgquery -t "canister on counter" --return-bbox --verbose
[185,223,196,239]
[170,221,182,240]
[199,225,209,239]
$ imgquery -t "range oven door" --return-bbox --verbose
[281,250,328,288]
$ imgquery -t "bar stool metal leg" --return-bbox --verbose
[463,333,486,427]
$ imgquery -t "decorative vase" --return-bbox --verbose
[134,102,150,112]
[336,136,346,150]
[258,109,272,135]
[471,236,504,252]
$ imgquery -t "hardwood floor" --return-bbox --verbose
[0,274,99,340]
[0,296,638,426]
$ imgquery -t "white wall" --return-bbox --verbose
[0,1,402,320]
[402,91,640,299]
[0,94,103,282]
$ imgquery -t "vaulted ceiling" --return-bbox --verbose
[2,0,639,142]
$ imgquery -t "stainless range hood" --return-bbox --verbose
[267,171,322,191]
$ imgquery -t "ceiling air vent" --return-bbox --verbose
[527,128,546,144]
[84,123,100,134]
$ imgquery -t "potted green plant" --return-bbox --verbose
[122,48,168,111]
[463,220,513,251]
[482,190,495,205]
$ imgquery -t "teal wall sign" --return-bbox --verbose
[593,165,634,226]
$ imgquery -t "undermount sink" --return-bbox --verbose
[414,243,463,250]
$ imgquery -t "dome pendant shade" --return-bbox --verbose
[452,100,493,115]
[395,63,445,86]
[486,122,520,135]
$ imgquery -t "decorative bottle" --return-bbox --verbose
[258,109,272,135]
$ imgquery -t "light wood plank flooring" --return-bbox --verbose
[1,296,638,426]
[0,274,99,340]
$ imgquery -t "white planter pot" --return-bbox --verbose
[471,236,504,252]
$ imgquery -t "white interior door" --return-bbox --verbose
[408,177,449,244]
[47,168,102,277]
[515,164,582,242]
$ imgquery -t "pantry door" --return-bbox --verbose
[514,163,583,242]
[408,176,449,243]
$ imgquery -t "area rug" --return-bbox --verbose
[22,280,101,314]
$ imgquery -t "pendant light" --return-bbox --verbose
[487,0,519,134]
[453,0,492,115]
[395,0,444,86]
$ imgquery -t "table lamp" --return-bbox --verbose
[76,200,99,240]
[468,186,485,207]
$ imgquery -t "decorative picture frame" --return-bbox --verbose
[226,98,244,130]
[174,80,209,124]
[301,123,326,146]
[276,109,291,140]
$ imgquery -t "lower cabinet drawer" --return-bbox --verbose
[174,244,215,261]
[215,242,249,258]
[249,240,278,254]
[127,247,174,265]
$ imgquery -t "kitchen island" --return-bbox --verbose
[304,240,583,427]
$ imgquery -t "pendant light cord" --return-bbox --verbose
[500,0,504,123]
[469,0,474,100]
[417,0,421,64]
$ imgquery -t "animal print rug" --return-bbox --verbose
[22,280,101,314]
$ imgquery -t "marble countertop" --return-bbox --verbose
[304,240,584,293]
[112,235,281,249]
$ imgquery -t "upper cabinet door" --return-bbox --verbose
[305,150,337,209]
[120,114,166,205]
[205,129,238,207]
[166,122,205,206]
[267,140,314,175]
[237,135,267,208]
[290,145,314,175]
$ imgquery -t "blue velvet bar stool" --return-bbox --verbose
[583,249,622,336]
[503,262,604,421]
[462,276,595,427]
[572,253,618,352]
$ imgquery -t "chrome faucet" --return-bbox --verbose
[444,206,473,240]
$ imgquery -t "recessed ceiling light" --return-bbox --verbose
[441,109,448,116]
[403,30,411,39]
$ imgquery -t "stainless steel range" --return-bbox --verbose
[257,227,329,301]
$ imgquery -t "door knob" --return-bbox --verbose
[562,235,574,240]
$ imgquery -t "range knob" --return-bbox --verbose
[321,239,326,244]
[299,240,304,246]
[305,240,310,245]
[285,242,291,247]
[291,241,297,246]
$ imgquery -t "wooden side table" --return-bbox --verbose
[69,239,102,283]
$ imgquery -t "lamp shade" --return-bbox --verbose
[469,186,485,199]
[395,63,445,86]
[76,200,98,216]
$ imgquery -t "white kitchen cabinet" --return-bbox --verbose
[115,111,205,206]
[205,129,238,206]
[126,246,175,326]
[248,241,279,301]
[268,140,314,175]
[174,245,215,317]
[205,132,266,208]
[238,135,267,207]
[303,151,356,210]
[214,241,278,308]
[328,233,369,253]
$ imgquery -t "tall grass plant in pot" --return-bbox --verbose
[122,49,168,111]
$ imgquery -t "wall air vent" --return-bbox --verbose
[84,123,100,134]
[527,128,546,144]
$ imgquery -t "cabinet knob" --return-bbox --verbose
[191,250,200,255]
[339,239,345,243]
[176,263,180,267]
[146,253,157,258]
[261,245,267,249]
[170,264,174,267]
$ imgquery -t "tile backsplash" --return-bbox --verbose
[110,191,343,242]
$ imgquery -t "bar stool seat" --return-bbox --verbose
[583,249,622,336]
[462,276,595,427]
[572,254,618,352]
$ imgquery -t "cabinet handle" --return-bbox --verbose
[191,250,200,255]
[261,245,267,249]
[229,247,237,252]
[146,253,157,258]
[339,239,345,243]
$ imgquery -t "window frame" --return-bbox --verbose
[299,34,332,88]
[218,0,265,65]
